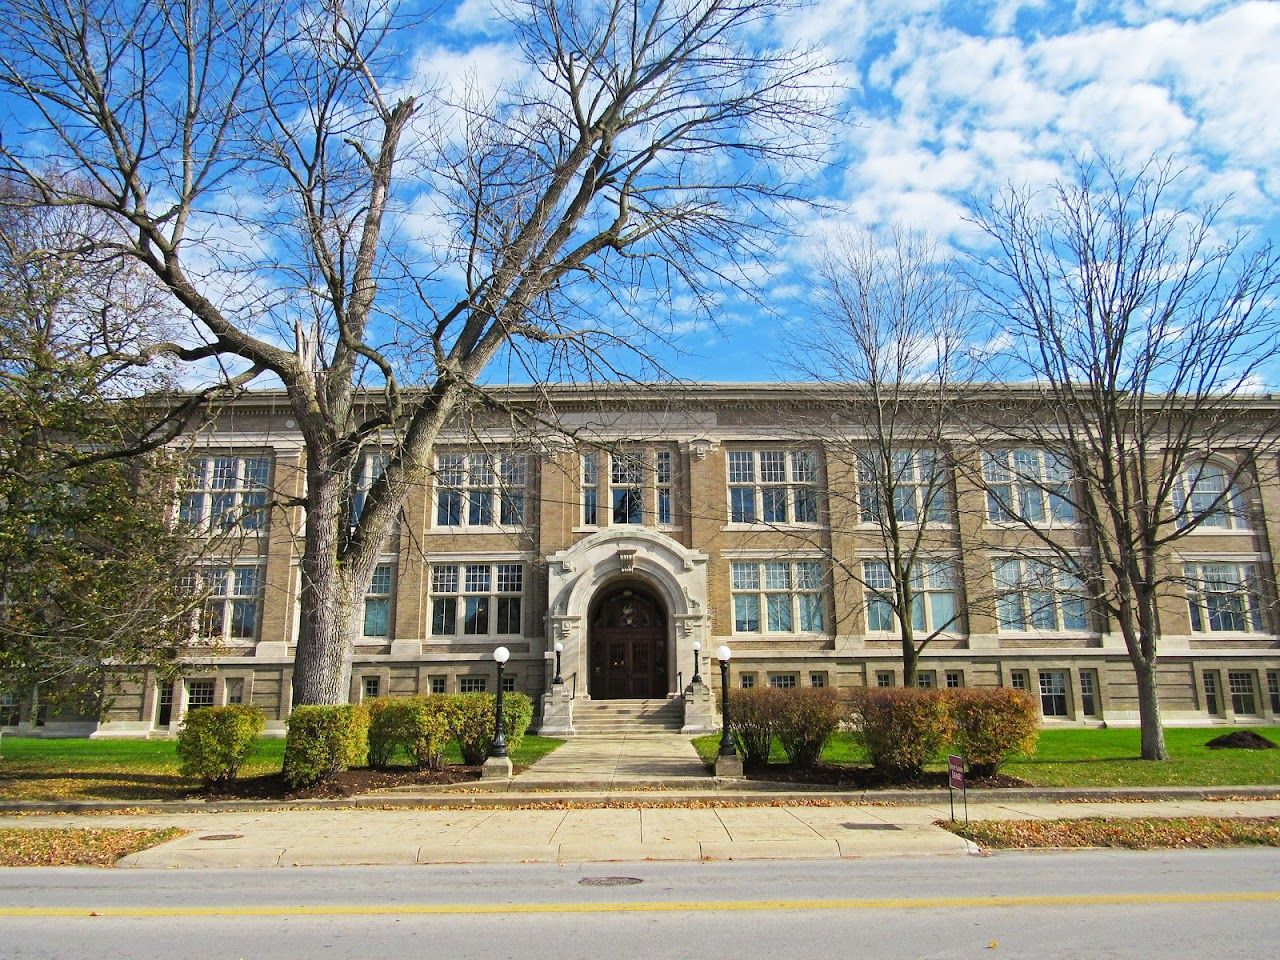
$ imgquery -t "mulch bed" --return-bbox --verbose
[739,762,1028,790]
[944,815,1280,849]
[193,765,484,801]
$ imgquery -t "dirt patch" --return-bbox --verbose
[193,765,484,801]
[740,762,1028,790]
[1206,731,1278,750]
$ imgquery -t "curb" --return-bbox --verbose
[3,784,1278,815]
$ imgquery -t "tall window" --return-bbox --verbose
[198,566,263,642]
[1173,462,1249,530]
[1038,670,1070,717]
[863,559,958,634]
[430,563,523,637]
[581,450,675,526]
[610,452,644,524]
[1185,562,1264,633]
[179,456,270,532]
[1228,671,1258,715]
[435,453,526,528]
[362,563,393,637]
[351,451,388,525]
[858,449,949,524]
[727,449,819,524]
[730,560,825,634]
[993,558,1088,632]
[656,451,674,525]
[983,449,1075,524]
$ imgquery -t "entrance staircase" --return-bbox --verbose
[571,698,684,737]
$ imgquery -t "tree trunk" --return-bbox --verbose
[1134,657,1169,761]
[901,634,918,687]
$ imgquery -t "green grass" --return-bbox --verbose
[693,727,1280,788]
[0,734,563,801]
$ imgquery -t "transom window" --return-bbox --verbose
[362,563,394,637]
[195,566,263,642]
[1173,462,1250,530]
[983,449,1075,525]
[993,558,1088,632]
[1185,562,1263,633]
[863,559,958,634]
[179,456,270,532]
[730,560,825,634]
[430,563,523,637]
[436,453,526,528]
[857,449,949,525]
[727,449,819,524]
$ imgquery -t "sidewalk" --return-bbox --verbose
[4,797,1278,869]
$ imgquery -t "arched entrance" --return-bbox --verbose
[588,584,669,699]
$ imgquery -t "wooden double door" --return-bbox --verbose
[589,586,669,699]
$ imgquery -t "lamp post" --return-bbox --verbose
[716,645,736,762]
[692,640,703,685]
[552,641,564,686]
[490,646,510,759]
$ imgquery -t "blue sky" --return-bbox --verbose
[427,0,1279,382]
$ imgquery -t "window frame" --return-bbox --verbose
[193,564,264,645]
[982,448,1076,527]
[1038,669,1070,718]
[429,561,524,639]
[857,448,951,526]
[433,452,528,530]
[1173,461,1251,532]
[725,448,820,526]
[992,557,1090,633]
[579,448,679,528]
[362,562,395,638]
[178,454,271,533]
[729,559,826,635]
[1184,561,1265,634]
[1228,670,1259,716]
[863,558,960,636]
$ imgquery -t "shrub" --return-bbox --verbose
[851,688,954,780]
[727,687,780,766]
[774,687,843,769]
[949,688,1040,777]
[176,704,266,788]
[367,696,457,771]
[450,693,534,765]
[282,703,370,788]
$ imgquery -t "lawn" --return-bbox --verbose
[693,727,1280,788]
[0,735,563,802]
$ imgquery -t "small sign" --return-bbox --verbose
[948,754,965,790]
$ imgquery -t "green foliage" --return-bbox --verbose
[727,687,781,766]
[851,688,955,779]
[175,704,266,787]
[281,704,369,788]
[773,687,843,768]
[450,693,534,765]
[366,696,458,770]
[948,688,1040,777]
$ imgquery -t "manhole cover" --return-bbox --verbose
[578,876,643,887]
[841,823,901,831]
[198,834,244,841]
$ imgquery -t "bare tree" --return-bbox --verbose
[967,156,1280,760]
[788,225,977,686]
[0,0,834,709]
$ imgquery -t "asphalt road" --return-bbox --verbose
[2,849,1278,959]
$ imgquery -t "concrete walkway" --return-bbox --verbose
[4,797,1278,869]
[508,732,708,787]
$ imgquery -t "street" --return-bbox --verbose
[1,848,1277,959]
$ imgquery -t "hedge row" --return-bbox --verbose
[367,693,534,768]
[727,687,843,768]
[176,704,266,787]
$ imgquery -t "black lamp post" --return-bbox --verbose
[553,641,564,686]
[717,644,735,759]
[692,640,702,685]
[491,646,510,759]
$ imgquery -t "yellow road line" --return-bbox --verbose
[2,891,1279,919]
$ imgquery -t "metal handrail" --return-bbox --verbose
[568,672,577,701]
[677,670,683,693]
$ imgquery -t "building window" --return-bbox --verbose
[768,673,798,689]
[864,559,958,634]
[436,453,526,528]
[501,675,517,693]
[1269,671,1280,714]
[459,677,487,694]
[430,563,523,637]
[363,676,381,700]
[156,683,174,726]
[944,670,964,689]
[727,449,819,524]
[1228,671,1258,715]
[609,452,644,524]
[809,672,827,688]
[1173,462,1249,530]
[857,449,949,525]
[1038,670,1069,717]
[429,676,447,695]
[983,449,1074,525]
[994,558,1088,632]
[0,692,20,726]
[730,560,825,634]
[582,452,600,525]
[198,566,263,642]
[740,673,756,689]
[656,451,674,525]
[186,679,215,711]
[351,451,389,525]
[915,671,936,689]
[1008,669,1030,691]
[225,678,244,705]
[1079,669,1099,717]
[1185,563,1264,633]
[363,564,393,637]
[875,670,894,688]
[1203,670,1221,715]
[179,455,270,532]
